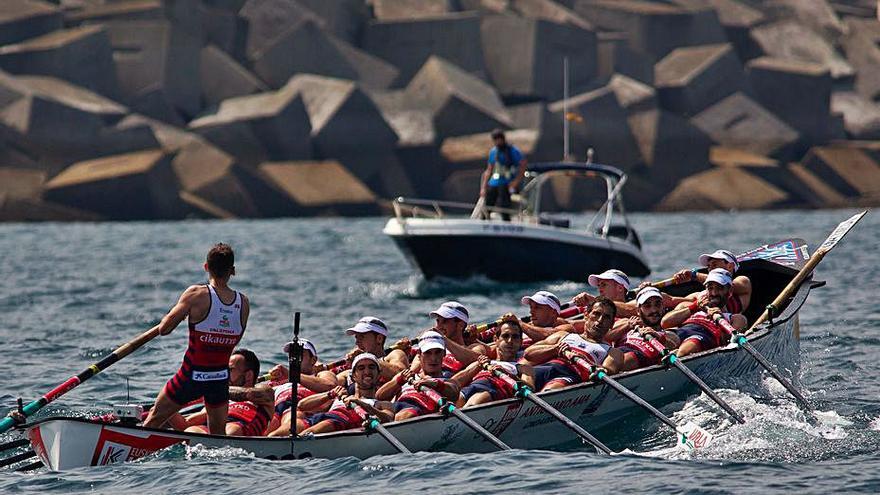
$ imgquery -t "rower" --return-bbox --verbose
[510,290,574,343]
[265,339,337,437]
[332,317,409,383]
[524,297,624,391]
[661,268,747,357]
[184,349,274,436]
[454,318,535,407]
[299,353,395,434]
[143,243,250,435]
[616,287,680,371]
[673,249,752,313]
[377,331,460,420]
[400,301,487,374]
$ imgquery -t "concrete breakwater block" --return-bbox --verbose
[372,0,456,21]
[240,0,324,61]
[628,108,712,188]
[201,5,249,62]
[656,166,791,210]
[596,31,655,85]
[761,0,846,43]
[831,91,880,140]
[504,0,595,30]
[297,0,367,44]
[480,15,597,102]
[0,25,119,100]
[654,43,745,117]
[0,167,45,201]
[691,92,800,160]
[103,20,201,119]
[706,0,764,61]
[65,0,164,24]
[572,0,725,63]
[259,160,381,215]
[285,74,398,158]
[747,57,832,145]
[405,56,512,139]
[750,20,854,82]
[607,73,656,115]
[548,85,643,169]
[0,0,63,46]
[200,45,267,107]
[189,85,312,163]
[251,19,398,90]
[841,20,880,104]
[363,12,487,86]
[44,149,185,220]
[800,146,880,198]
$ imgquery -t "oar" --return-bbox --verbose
[315,338,425,374]
[568,355,714,450]
[417,384,511,451]
[713,314,813,413]
[643,334,745,424]
[0,326,162,434]
[489,368,613,454]
[363,416,411,454]
[287,312,302,456]
[748,211,867,332]
[469,302,578,342]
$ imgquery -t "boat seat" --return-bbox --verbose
[538,215,570,229]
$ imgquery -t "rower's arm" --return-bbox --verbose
[522,333,563,363]
[446,338,482,366]
[376,371,407,401]
[300,371,337,392]
[521,319,571,342]
[733,275,752,310]
[437,378,460,402]
[661,301,699,329]
[613,300,638,318]
[604,318,632,346]
[229,386,274,406]
[382,349,409,377]
[299,390,335,412]
[155,285,200,335]
[517,364,536,390]
[602,348,624,375]
[452,361,482,387]
[354,399,394,423]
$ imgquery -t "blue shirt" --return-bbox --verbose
[487,145,523,187]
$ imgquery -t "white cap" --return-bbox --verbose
[429,301,469,324]
[418,330,446,352]
[636,287,663,305]
[345,316,389,337]
[521,290,561,313]
[699,249,739,272]
[283,339,317,358]
[705,268,733,287]
[351,352,380,369]
[588,269,630,290]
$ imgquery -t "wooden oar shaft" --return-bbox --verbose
[0,326,161,434]
[715,315,813,412]
[365,418,411,454]
[666,354,745,424]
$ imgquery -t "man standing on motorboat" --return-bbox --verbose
[480,129,527,221]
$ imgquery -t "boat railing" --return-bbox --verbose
[392,197,524,221]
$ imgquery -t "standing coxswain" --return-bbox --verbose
[142,243,250,435]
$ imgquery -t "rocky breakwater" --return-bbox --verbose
[0,0,878,222]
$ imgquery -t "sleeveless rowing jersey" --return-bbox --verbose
[619,329,666,364]
[186,284,245,372]
[273,382,316,417]
[556,333,609,366]
[442,351,465,373]
[226,400,271,436]
[682,311,732,343]
[396,371,453,413]
[322,398,377,430]
[472,360,519,398]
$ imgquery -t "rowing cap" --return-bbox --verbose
[699,249,739,272]
[429,301,469,324]
[418,330,446,352]
[352,353,380,369]
[588,269,630,290]
[636,287,663,305]
[521,290,561,313]
[705,268,733,287]
[346,316,388,336]
[283,338,317,358]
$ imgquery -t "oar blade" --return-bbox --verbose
[818,210,867,253]
[677,421,714,451]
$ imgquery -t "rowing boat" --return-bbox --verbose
[21,248,818,470]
